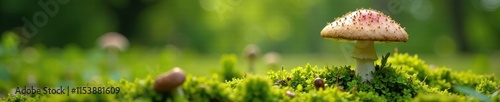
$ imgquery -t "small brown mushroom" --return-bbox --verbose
[97,32,129,69]
[314,78,325,90]
[244,44,260,73]
[264,51,281,70]
[154,67,186,93]
[98,32,129,52]
[286,91,295,98]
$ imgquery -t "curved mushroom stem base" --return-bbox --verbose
[248,59,255,73]
[175,87,184,97]
[356,59,375,82]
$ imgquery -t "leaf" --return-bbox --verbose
[453,85,490,102]
[380,52,391,68]
[347,81,357,87]
[492,89,500,97]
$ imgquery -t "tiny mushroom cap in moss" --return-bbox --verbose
[244,44,260,60]
[286,91,295,98]
[244,44,260,73]
[320,8,408,82]
[314,78,325,90]
[98,32,129,51]
[154,67,186,93]
[264,52,280,65]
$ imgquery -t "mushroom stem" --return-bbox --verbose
[355,59,375,81]
[353,41,377,59]
[248,59,255,73]
[352,41,377,82]
[175,87,184,97]
[107,48,118,69]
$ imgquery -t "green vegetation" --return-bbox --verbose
[2,52,499,101]
[1,0,499,101]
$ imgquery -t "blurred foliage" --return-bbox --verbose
[219,54,242,81]
[0,0,498,54]
[1,0,499,76]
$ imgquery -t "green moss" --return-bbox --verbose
[389,53,500,95]
[353,91,387,102]
[2,53,500,101]
[1,31,20,54]
[183,74,232,102]
[220,54,242,81]
[292,87,353,102]
[234,75,278,102]
[1,94,39,102]
[476,79,498,95]
[268,53,428,101]
[412,93,475,102]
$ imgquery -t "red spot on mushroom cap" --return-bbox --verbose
[353,10,387,27]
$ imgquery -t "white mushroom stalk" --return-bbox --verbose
[353,41,377,81]
[320,8,408,82]
[98,32,129,69]
[244,44,260,73]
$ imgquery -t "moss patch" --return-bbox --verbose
[2,53,499,102]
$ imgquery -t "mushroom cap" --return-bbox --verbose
[264,52,280,65]
[314,78,325,90]
[98,32,129,51]
[244,44,260,59]
[154,67,186,93]
[320,8,408,42]
[286,91,295,98]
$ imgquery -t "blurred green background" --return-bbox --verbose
[0,0,500,84]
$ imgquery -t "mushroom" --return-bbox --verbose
[264,51,281,70]
[320,8,408,82]
[154,67,186,96]
[97,32,129,69]
[98,32,129,52]
[244,44,260,73]
[314,78,325,90]
[286,91,295,98]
